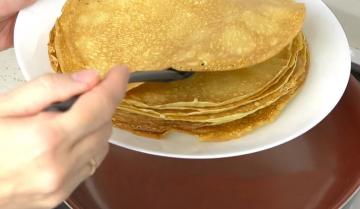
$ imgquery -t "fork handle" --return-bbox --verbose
[44,95,79,112]
[44,69,194,112]
[44,70,178,112]
[129,70,187,83]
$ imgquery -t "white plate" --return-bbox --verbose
[14,0,351,159]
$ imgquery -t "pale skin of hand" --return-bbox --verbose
[0,1,130,209]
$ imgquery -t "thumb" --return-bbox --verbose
[58,65,129,138]
[0,0,37,18]
[0,70,100,117]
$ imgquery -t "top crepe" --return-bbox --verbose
[49,0,305,74]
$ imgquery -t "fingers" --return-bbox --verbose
[0,0,37,50]
[59,65,129,140]
[58,124,112,201]
[0,0,36,18]
[0,70,100,117]
[0,14,16,50]
[58,123,112,201]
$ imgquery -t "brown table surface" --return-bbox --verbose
[67,76,360,209]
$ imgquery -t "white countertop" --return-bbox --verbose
[0,49,24,92]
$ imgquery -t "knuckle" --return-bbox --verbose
[37,163,65,194]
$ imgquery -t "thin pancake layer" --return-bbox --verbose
[116,46,301,125]
[120,34,304,117]
[120,57,296,118]
[122,34,304,112]
[112,39,309,140]
[122,34,303,110]
[114,86,302,141]
[49,0,305,74]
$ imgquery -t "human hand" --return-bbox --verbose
[0,66,129,209]
[0,0,37,50]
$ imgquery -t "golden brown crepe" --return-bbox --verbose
[49,0,305,74]
[112,39,309,140]
[48,0,308,141]
[122,34,304,110]
[116,34,304,125]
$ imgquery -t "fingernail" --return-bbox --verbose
[71,70,100,83]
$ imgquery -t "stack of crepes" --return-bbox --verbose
[48,0,308,141]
